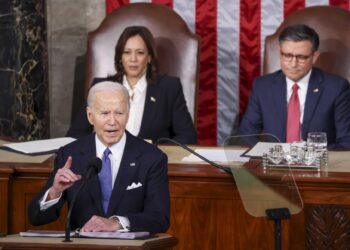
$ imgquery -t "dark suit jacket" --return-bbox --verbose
[66,75,197,144]
[28,132,170,234]
[239,68,350,149]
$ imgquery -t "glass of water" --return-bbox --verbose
[307,132,328,167]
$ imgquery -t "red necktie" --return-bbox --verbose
[286,83,300,143]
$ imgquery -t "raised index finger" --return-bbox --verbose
[59,156,81,181]
[62,156,73,170]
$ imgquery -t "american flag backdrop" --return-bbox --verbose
[106,0,350,145]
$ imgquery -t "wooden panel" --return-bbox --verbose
[9,176,67,233]
[168,173,289,250]
[305,205,350,249]
[0,167,12,233]
[287,209,305,249]
[300,189,350,205]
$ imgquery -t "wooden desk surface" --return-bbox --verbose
[159,145,350,175]
[1,143,349,173]
[0,234,177,250]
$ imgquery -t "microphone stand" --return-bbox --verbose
[155,138,232,174]
[63,162,100,242]
[63,176,90,242]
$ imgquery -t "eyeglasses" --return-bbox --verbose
[280,52,313,64]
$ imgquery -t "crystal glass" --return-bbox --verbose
[267,145,284,165]
[307,132,328,166]
[303,146,317,166]
[285,145,299,165]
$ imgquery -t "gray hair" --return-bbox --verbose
[87,81,130,110]
[279,24,320,52]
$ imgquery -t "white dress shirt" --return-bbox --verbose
[286,69,312,124]
[95,133,125,188]
[123,74,147,136]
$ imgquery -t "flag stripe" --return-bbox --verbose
[260,0,283,73]
[106,0,129,13]
[173,0,196,32]
[329,0,350,9]
[195,0,218,145]
[239,0,261,117]
[284,0,305,18]
[131,0,151,3]
[306,0,329,7]
[152,0,172,8]
[217,0,240,144]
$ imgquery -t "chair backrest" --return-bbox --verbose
[264,6,350,82]
[84,3,200,122]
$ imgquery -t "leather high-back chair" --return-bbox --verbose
[84,3,200,122]
[264,6,350,82]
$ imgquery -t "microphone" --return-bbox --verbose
[155,138,232,174]
[63,157,102,242]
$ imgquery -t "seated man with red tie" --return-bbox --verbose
[28,82,169,233]
[239,24,350,149]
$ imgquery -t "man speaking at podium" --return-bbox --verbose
[28,82,169,234]
[239,24,350,149]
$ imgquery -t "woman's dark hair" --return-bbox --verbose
[112,26,158,84]
[279,24,319,52]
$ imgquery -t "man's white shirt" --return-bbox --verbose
[286,69,312,124]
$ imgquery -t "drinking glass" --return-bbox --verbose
[285,145,300,165]
[267,145,284,165]
[303,146,317,166]
[307,132,328,166]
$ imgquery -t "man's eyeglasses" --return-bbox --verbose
[280,52,313,64]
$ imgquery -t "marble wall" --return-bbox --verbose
[46,0,105,138]
[0,0,105,140]
[0,0,48,140]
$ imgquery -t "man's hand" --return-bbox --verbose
[47,156,81,200]
[80,215,121,232]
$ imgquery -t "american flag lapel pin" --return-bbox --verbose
[313,88,319,93]
[150,96,156,102]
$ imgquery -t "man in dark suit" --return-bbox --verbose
[239,24,350,149]
[28,82,169,233]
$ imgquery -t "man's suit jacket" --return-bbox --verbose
[28,132,170,234]
[239,68,350,149]
[66,75,197,144]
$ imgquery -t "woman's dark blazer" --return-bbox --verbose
[66,75,197,144]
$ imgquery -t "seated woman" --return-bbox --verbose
[67,26,197,144]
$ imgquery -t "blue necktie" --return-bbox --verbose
[99,148,112,214]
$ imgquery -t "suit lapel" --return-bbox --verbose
[272,72,288,139]
[138,81,160,139]
[107,132,140,216]
[79,134,104,216]
[302,69,324,140]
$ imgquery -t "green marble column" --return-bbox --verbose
[0,0,48,140]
